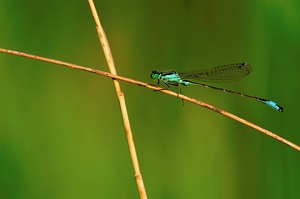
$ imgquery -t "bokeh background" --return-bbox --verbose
[0,0,299,198]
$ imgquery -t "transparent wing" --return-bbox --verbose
[178,63,252,82]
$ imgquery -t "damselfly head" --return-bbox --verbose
[150,70,160,79]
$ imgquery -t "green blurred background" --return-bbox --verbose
[0,0,299,198]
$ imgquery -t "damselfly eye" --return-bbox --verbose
[150,71,160,79]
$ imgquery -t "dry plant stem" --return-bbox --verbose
[1,47,299,155]
[87,1,147,198]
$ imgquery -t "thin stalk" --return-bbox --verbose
[0,47,299,153]
[87,1,147,198]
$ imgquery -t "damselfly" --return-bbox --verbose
[150,63,283,112]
